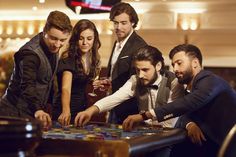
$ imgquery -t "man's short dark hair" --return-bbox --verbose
[109,2,139,28]
[133,45,165,73]
[44,10,73,33]
[169,44,203,66]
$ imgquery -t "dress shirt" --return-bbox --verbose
[94,74,183,128]
[110,30,134,78]
[184,89,194,129]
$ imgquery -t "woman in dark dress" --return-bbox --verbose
[53,19,101,126]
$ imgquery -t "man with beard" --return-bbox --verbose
[75,45,184,157]
[122,44,236,157]
[0,11,72,129]
[94,2,147,124]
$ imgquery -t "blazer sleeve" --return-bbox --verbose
[154,73,226,122]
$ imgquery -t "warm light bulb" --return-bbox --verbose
[39,22,44,32]
[17,27,24,35]
[190,19,198,30]
[6,26,13,35]
[28,25,35,35]
[32,6,38,11]
[39,0,45,3]
[181,20,189,30]
[6,38,11,42]
[0,26,3,34]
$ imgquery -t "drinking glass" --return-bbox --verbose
[88,67,101,97]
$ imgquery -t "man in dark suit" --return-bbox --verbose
[105,2,147,124]
[123,44,236,157]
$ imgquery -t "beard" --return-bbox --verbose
[175,67,193,84]
[139,71,158,87]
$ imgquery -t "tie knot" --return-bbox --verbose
[148,85,159,90]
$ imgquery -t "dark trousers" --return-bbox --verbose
[0,98,20,117]
[170,138,219,157]
[145,146,172,157]
[0,98,33,120]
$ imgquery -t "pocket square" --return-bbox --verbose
[120,56,129,59]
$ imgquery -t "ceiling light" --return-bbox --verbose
[32,6,38,11]
[17,27,24,35]
[6,38,11,42]
[28,24,35,35]
[0,25,3,34]
[39,0,45,3]
[6,26,13,35]
[177,13,200,31]
[170,2,206,14]
[39,21,45,32]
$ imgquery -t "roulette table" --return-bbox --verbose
[0,116,41,157]
[36,122,186,157]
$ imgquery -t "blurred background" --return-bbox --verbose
[1,0,236,96]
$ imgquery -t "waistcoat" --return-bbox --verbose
[134,71,175,111]
[3,33,58,116]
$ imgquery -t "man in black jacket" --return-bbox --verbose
[106,2,147,124]
[0,11,72,128]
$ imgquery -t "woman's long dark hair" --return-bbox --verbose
[64,19,101,79]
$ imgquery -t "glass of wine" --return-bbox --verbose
[88,67,101,97]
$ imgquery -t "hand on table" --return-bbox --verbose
[74,111,92,127]
[58,112,71,126]
[186,122,206,145]
[122,114,143,131]
[34,110,52,129]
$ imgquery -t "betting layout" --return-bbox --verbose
[43,122,163,141]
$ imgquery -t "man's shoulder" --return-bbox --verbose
[14,50,39,64]
[193,70,226,88]
[14,34,41,60]
[129,31,147,45]
[195,70,215,81]
[129,75,138,91]
[163,70,175,79]
[162,70,176,88]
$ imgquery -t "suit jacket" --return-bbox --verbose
[154,70,236,145]
[107,31,147,123]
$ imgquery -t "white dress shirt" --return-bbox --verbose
[94,74,184,128]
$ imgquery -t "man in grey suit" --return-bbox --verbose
[105,2,147,124]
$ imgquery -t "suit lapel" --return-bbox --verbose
[111,32,137,80]
[107,42,117,77]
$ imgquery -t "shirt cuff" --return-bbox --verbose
[149,109,157,120]
[186,121,195,129]
[94,104,102,113]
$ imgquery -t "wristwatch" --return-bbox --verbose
[139,110,149,120]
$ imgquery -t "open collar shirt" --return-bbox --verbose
[110,30,134,78]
